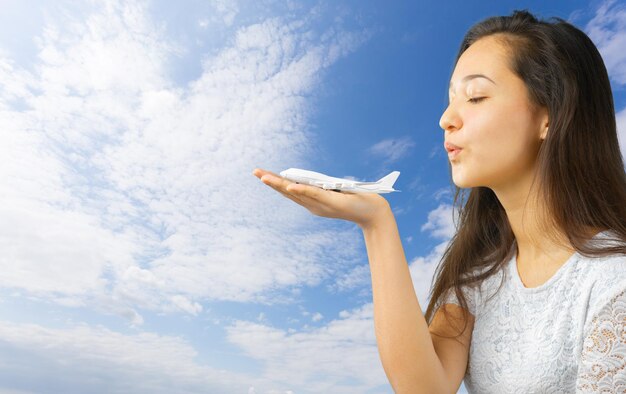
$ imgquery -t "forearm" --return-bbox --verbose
[361,205,448,393]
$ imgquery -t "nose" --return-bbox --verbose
[439,103,462,132]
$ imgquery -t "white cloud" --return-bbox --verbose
[329,263,371,292]
[585,0,626,159]
[226,303,389,394]
[0,3,484,394]
[198,18,210,29]
[406,174,426,191]
[409,240,451,312]
[585,0,626,85]
[224,201,461,393]
[407,203,456,311]
[0,200,451,393]
[210,0,240,27]
[0,320,264,394]
[367,136,415,163]
[0,1,370,319]
[170,294,203,315]
[0,389,37,394]
[420,203,457,240]
[311,312,323,322]
[432,186,453,201]
[0,195,122,296]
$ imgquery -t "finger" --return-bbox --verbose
[285,187,336,217]
[286,182,332,201]
[266,181,308,206]
[260,173,295,192]
[287,183,346,213]
[252,168,269,179]
[255,169,306,195]
[256,171,341,216]
[258,173,310,205]
[253,168,282,180]
[256,170,336,205]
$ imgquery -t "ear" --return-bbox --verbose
[539,109,549,141]
[540,123,548,140]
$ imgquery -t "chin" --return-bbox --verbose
[453,178,489,190]
[451,174,475,189]
[453,181,474,189]
[451,166,491,189]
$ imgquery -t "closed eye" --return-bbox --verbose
[468,97,486,104]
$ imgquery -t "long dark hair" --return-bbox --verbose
[424,10,626,340]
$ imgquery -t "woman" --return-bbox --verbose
[254,10,626,393]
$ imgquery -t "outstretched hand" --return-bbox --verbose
[253,168,390,229]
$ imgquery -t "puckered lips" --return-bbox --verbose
[444,141,463,159]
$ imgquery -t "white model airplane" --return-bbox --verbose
[279,168,401,194]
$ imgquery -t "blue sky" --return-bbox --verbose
[0,0,624,393]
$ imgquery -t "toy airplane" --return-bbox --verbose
[279,168,400,194]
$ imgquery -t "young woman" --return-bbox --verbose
[253,10,626,393]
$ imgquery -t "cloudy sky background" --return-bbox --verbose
[0,0,624,393]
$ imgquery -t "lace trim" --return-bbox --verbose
[576,289,626,392]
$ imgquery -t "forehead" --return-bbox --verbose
[449,36,511,91]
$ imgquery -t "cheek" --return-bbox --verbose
[464,108,509,152]
[469,101,537,155]
[503,102,542,159]
[459,103,539,181]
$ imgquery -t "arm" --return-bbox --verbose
[361,204,450,394]
[576,287,626,392]
[253,169,470,392]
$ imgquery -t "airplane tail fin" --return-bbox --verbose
[377,171,400,189]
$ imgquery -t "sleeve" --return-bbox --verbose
[576,287,626,393]
[434,284,477,318]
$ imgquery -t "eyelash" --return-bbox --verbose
[468,97,486,104]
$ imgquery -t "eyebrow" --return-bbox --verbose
[449,74,496,91]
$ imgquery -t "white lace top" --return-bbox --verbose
[435,231,626,393]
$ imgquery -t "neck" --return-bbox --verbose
[492,174,573,267]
